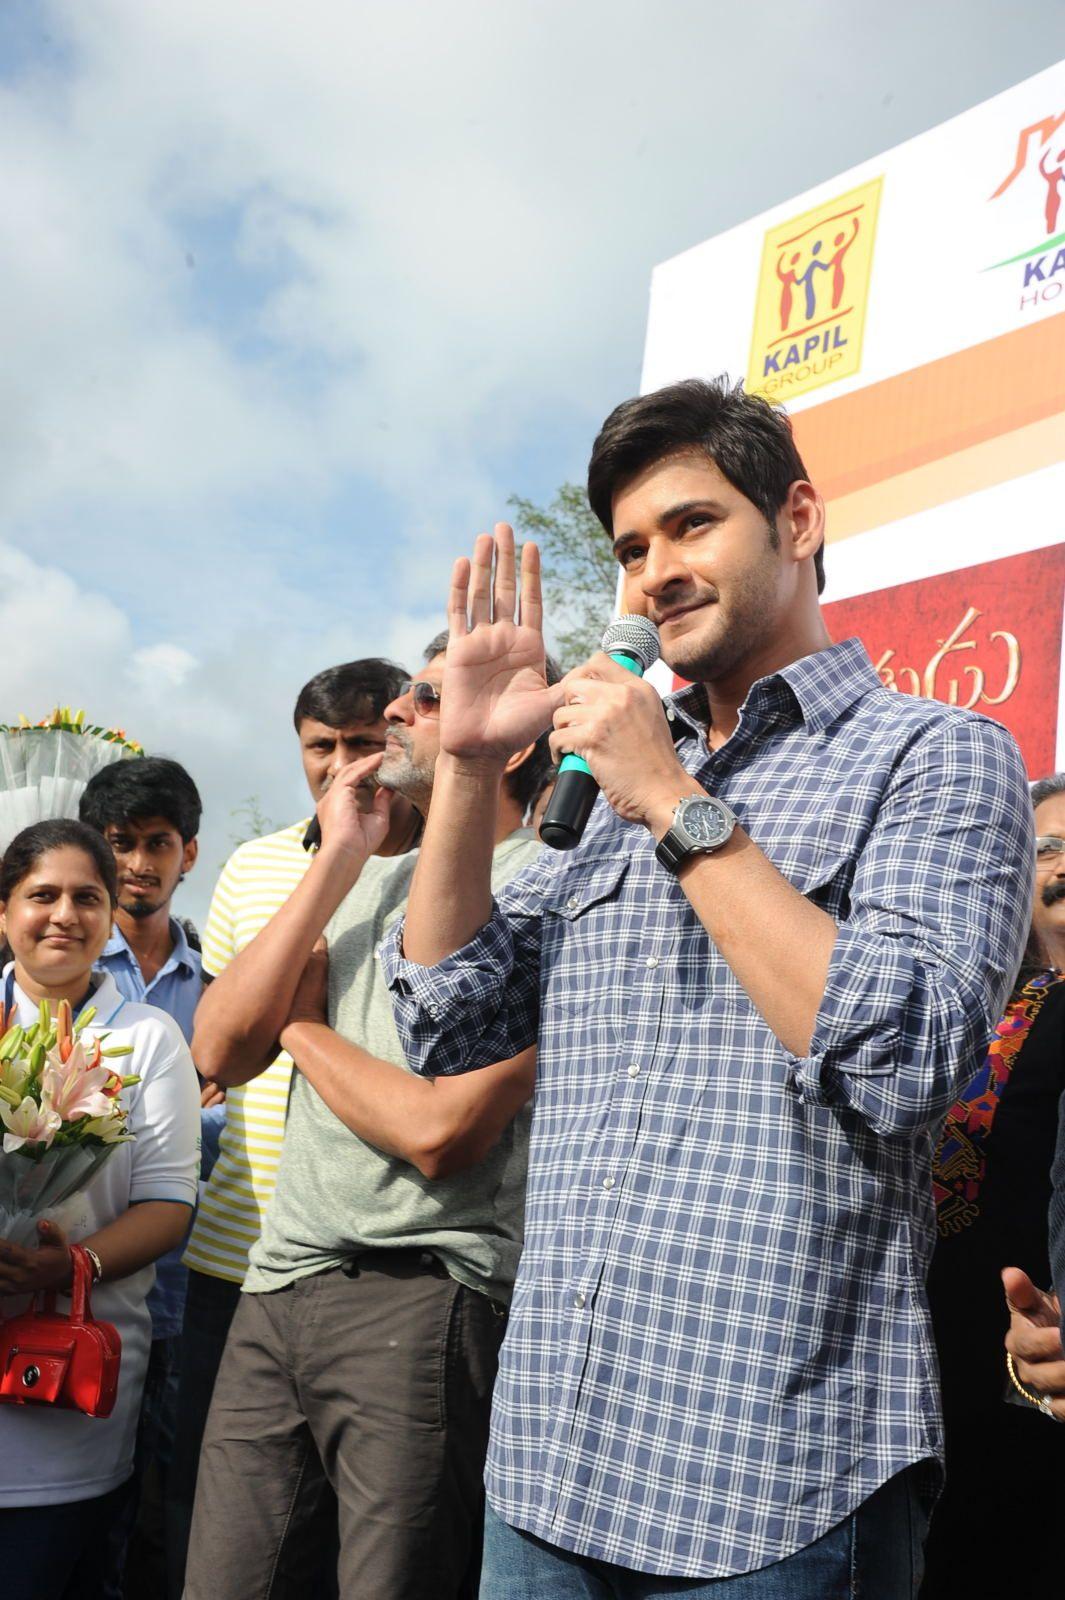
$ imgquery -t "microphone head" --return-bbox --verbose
[601,614,660,671]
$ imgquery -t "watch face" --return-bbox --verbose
[682,800,731,847]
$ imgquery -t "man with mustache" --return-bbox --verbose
[981,776,1065,1500]
[922,773,1065,1597]
[384,378,1034,1597]
[170,656,406,1598]
[184,634,558,1600]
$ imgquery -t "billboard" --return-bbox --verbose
[642,59,1065,774]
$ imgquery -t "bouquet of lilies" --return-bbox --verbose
[0,999,138,1251]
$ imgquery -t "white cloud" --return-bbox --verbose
[1,0,1061,913]
[129,643,198,692]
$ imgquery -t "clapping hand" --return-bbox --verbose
[1003,1266,1065,1420]
[443,524,564,766]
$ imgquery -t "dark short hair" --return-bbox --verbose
[1031,773,1065,810]
[293,659,408,733]
[586,376,825,594]
[0,819,118,907]
[80,757,202,844]
[421,630,562,812]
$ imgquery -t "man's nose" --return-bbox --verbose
[640,540,690,597]
[327,746,348,777]
[384,691,414,727]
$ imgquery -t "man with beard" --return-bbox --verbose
[920,773,1065,1598]
[985,776,1065,1459]
[169,657,405,1598]
[383,378,1033,1598]
[79,755,208,1596]
[184,633,557,1600]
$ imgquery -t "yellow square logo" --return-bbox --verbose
[747,177,882,403]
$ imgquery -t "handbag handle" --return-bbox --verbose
[38,1244,95,1324]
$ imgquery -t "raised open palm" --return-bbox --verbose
[443,524,563,762]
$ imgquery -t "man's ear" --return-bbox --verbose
[182,838,199,876]
[781,480,825,566]
[503,743,536,780]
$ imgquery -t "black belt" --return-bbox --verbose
[340,1248,449,1280]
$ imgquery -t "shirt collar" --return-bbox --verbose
[101,916,197,979]
[667,637,882,741]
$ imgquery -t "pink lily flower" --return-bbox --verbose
[42,1039,117,1124]
[1,1094,62,1153]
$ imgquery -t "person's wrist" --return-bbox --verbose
[315,834,370,881]
[280,1016,325,1049]
[440,749,508,782]
[644,778,708,840]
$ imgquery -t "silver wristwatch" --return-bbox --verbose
[654,794,737,875]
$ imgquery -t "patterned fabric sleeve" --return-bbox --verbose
[384,848,556,1077]
[788,715,1034,1137]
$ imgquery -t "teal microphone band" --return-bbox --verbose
[556,652,645,779]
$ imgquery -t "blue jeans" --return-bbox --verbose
[480,1467,930,1599]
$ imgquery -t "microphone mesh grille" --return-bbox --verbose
[601,614,660,671]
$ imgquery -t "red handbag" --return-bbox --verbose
[0,1243,121,1418]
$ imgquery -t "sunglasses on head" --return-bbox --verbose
[398,680,442,717]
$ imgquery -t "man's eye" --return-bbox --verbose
[619,546,645,567]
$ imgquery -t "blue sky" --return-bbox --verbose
[3,0,1065,924]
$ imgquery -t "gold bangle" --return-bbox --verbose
[1007,1350,1053,1414]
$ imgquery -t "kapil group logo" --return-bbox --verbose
[986,108,1065,310]
[747,177,882,403]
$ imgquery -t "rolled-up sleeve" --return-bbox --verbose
[385,854,553,1077]
[786,714,1034,1136]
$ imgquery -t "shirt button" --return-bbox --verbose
[566,895,580,910]
[573,1291,586,1309]
[645,956,659,969]
[602,1176,615,1190]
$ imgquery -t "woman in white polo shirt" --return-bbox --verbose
[0,819,200,1600]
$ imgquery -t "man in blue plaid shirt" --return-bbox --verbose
[379,379,1033,1597]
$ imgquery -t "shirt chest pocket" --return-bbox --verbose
[773,845,854,921]
[542,854,632,1014]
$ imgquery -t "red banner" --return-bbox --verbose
[821,544,1065,777]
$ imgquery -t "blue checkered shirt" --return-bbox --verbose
[385,639,1033,1579]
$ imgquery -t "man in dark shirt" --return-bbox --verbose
[925,773,1065,1596]
[1004,773,1065,1423]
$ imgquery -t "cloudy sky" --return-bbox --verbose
[4,0,1065,924]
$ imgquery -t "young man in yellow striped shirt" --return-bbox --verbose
[167,657,409,1598]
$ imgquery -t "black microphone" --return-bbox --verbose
[302,815,321,853]
[539,615,661,851]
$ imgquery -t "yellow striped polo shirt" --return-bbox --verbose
[183,819,311,1284]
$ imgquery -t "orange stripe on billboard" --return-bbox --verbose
[791,313,1065,504]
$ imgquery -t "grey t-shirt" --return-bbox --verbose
[244,830,543,1304]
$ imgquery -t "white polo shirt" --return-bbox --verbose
[0,967,200,1506]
